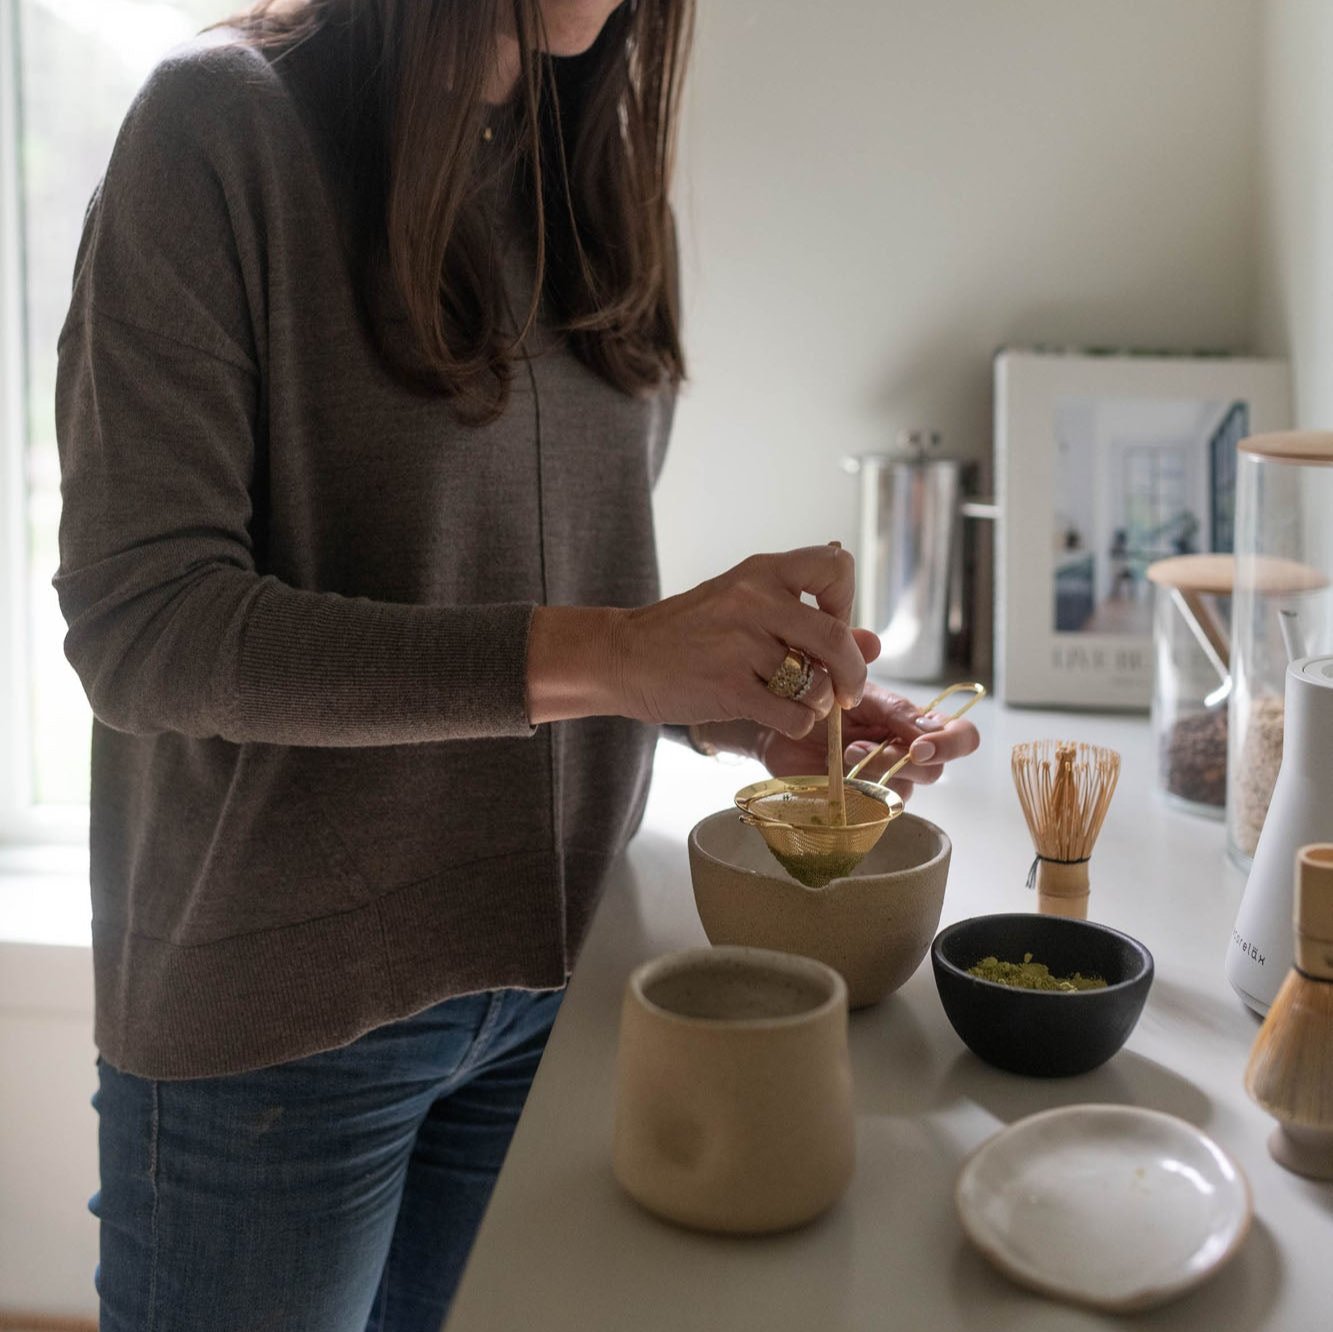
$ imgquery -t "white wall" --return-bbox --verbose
[657,0,1264,597]
[1255,0,1333,420]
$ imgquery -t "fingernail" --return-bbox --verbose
[910,740,936,763]
[914,714,944,732]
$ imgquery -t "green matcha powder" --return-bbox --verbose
[968,952,1107,992]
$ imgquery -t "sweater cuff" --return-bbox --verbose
[234,581,537,746]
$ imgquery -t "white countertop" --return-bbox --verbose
[446,696,1332,1332]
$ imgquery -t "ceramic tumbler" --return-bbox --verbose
[612,945,854,1234]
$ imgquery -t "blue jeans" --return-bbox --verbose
[92,986,564,1331]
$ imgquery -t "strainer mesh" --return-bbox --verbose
[745,785,893,887]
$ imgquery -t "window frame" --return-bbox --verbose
[0,0,88,847]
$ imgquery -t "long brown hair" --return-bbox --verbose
[225,0,692,421]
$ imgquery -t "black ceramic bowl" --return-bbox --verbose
[931,913,1154,1077]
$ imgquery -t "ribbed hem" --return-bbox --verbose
[233,582,538,745]
[94,850,567,1079]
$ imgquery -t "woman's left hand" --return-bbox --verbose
[755,675,981,803]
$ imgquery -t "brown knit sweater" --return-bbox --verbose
[53,37,673,1078]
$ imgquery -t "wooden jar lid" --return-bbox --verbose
[1146,554,1328,595]
[1146,554,1235,594]
[1243,556,1331,594]
[1238,431,1333,464]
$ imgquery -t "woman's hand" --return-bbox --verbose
[617,545,869,735]
[528,545,867,735]
[755,680,982,803]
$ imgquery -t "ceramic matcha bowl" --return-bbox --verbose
[688,808,952,1008]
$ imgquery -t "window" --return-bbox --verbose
[1,0,224,844]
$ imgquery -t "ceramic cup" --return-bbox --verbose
[689,809,952,1007]
[611,945,854,1235]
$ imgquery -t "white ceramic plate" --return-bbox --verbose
[956,1104,1252,1314]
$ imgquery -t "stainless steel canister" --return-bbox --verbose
[844,431,968,682]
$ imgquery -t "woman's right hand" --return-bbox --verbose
[527,545,873,738]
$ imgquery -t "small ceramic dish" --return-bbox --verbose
[931,913,1153,1076]
[956,1105,1252,1314]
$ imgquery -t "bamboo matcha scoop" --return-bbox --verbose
[826,543,848,829]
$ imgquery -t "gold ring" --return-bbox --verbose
[766,649,812,699]
[792,663,817,702]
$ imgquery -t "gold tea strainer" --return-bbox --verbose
[735,682,987,888]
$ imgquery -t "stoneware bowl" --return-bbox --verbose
[931,913,1154,1077]
[612,945,854,1235]
[688,809,952,1008]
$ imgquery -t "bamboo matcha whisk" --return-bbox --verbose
[1244,843,1333,1180]
[1011,740,1121,919]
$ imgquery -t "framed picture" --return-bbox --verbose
[994,349,1291,709]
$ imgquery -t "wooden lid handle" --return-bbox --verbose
[1295,844,1333,980]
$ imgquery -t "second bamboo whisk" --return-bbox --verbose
[1011,740,1121,918]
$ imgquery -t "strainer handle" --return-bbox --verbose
[844,681,987,787]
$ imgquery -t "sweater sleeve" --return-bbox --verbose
[53,45,537,747]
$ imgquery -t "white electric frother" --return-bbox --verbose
[1227,655,1333,1014]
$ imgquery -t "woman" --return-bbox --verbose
[53,1,979,1327]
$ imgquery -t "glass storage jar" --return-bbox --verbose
[1228,432,1333,868]
[1146,556,1234,817]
